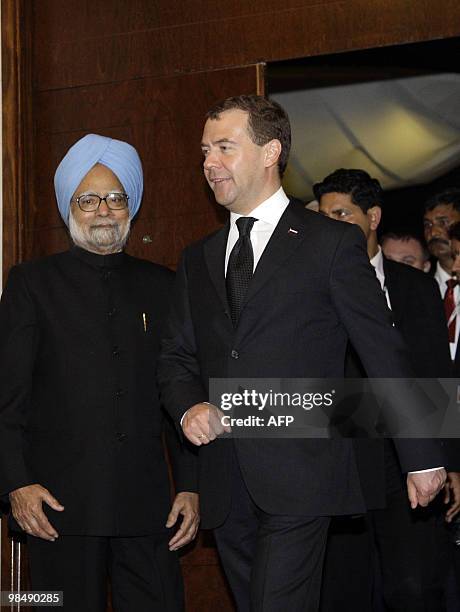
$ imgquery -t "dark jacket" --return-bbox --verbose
[158,201,445,528]
[0,247,197,535]
[350,255,454,507]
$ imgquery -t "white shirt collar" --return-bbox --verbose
[229,187,290,230]
[370,247,385,290]
[435,260,452,286]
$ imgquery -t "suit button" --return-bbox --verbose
[116,432,127,442]
[112,346,120,357]
[115,388,124,398]
[107,308,116,318]
[231,350,239,359]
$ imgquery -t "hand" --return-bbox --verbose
[9,484,64,541]
[444,471,460,523]
[406,468,447,509]
[166,492,199,551]
[182,403,231,446]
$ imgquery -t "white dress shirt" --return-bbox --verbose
[434,261,459,360]
[225,187,290,274]
[370,248,392,310]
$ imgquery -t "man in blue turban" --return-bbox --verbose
[0,134,199,612]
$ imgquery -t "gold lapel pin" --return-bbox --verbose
[142,312,147,332]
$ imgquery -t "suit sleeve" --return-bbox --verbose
[329,225,446,472]
[157,249,208,426]
[163,411,198,493]
[0,266,38,496]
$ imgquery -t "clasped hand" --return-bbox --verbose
[407,468,447,509]
[182,403,231,446]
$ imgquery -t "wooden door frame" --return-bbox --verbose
[2,0,33,282]
[1,0,33,596]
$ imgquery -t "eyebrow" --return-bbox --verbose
[201,138,238,147]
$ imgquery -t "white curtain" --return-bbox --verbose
[273,73,460,200]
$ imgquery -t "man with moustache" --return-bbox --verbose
[424,190,460,363]
[158,96,447,611]
[0,134,198,612]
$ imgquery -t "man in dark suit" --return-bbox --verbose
[158,96,446,612]
[424,190,460,366]
[315,168,454,612]
[0,135,198,612]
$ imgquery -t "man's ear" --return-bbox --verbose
[368,206,382,231]
[423,260,431,273]
[264,139,282,169]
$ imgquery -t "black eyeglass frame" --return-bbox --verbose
[73,192,130,212]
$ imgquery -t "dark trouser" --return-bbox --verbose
[214,455,330,612]
[27,533,184,612]
[321,443,450,612]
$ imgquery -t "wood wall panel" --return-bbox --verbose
[33,0,460,91]
[33,0,341,42]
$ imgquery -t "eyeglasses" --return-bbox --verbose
[74,192,129,212]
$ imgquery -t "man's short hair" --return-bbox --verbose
[449,221,460,242]
[206,95,291,177]
[380,231,430,262]
[424,189,460,213]
[313,169,384,213]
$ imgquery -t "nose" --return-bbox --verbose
[203,150,221,171]
[96,198,111,216]
[431,222,447,239]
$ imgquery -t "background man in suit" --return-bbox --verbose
[424,190,460,363]
[381,231,431,272]
[158,96,446,612]
[0,135,199,612]
[315,168,455,612]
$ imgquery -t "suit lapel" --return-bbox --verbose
[243,201,308,306]
[203,201,311,322]
[203,223,230,313]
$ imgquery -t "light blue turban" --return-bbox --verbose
[54,134,143,225]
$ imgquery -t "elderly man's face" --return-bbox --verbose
[69,163,130,255]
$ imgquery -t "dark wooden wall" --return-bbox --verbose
[3,0,460,609]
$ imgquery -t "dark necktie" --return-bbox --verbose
[226,217,257,327]
[444,278,458,343]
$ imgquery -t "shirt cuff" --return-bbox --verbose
[408,467,444,474]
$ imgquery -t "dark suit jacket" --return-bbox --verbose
[350,256,454,507]
[0,247,197,535]
[158,201,445,529]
